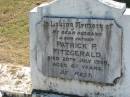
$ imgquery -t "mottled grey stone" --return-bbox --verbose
[37,17,122,84]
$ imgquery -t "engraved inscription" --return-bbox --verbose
[39,17,122,84]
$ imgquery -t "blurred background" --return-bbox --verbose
[0,0,48,66]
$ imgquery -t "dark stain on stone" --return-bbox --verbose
[32,89,83,97]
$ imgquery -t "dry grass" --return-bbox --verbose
[0,0,48,66]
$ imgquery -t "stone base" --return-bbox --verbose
[32,90,81,97]
[0,90,31,97]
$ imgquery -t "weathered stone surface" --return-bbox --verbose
[29,0,130,97]
[37,17,122,84]
[0,63,31,94]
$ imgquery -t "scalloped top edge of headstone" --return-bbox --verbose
[30,0,126,15]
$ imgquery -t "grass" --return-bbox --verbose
[0,0,48,66]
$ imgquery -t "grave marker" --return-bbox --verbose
[29,0,130,97]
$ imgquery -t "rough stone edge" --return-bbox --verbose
[0,90,31,97]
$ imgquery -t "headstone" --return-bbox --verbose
[29,0,130,97]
